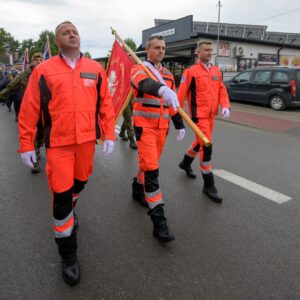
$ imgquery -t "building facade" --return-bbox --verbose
[140,15,300,83]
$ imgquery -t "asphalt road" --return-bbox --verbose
[0,105,299,300]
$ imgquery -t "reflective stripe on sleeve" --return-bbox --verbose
[133,111,169,119]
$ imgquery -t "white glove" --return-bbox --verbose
[102,140,114,156]
[176,128,185,141]
[158,86,179,111]
[20,151,37,168]
[221,108,230,119]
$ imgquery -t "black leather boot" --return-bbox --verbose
[148,204,175,243]
[132,177,148,207]
[62,258,80,286]
[129,137,137,149]
[202,172,223,203]
[119,131,128,141]
[179,154,196,178]
[55,233,80,286]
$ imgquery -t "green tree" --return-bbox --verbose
[83,51,91,58]
[107,38,137,57]
[18,38,35,59]
[0,28,19,63]
[31,30,59,56]
[124,38,137,52]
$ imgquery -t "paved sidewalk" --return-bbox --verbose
[216,102,300,136]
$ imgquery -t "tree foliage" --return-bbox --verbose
[124,38,137,52]
[29,30,59,57]
[107,38,137,57]
[83,51,91,58]
[0,28,19,63]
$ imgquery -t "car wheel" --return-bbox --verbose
[269,95,286,111]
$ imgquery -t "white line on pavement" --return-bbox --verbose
[213,169,292,204]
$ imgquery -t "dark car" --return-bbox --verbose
[225,66,300,110]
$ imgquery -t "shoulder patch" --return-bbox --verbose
[180,76,186,83]
[80,72,97,80]
[212,75,219,81]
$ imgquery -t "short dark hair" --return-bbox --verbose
[146,35,164,48]
[197,40,213,50]
[55,21,74,36]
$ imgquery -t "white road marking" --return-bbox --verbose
[213,169,292,204]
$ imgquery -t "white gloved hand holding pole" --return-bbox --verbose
[158,86,179,111]
[221,108,230,119]
[176,128,185,141]
[102,140,114,156]
[20,151,37,169]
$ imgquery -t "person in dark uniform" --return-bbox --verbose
[119,95,137,149]
[0,53,44,173]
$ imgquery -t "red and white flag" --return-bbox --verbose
[23,48,29,71]
[43,36,52,60]
[106,40,134,118]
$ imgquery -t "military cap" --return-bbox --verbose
[31,52,43,61]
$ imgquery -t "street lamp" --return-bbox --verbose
[216,1,222,65]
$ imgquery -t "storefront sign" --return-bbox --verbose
[151,28,176,37]
[258,53,277,65]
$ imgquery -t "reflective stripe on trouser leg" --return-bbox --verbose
[200,145,212,174]
[144,169,164,209]
[53,187,74,238]
[186,140,200,158]
[136,169,144,185]
[136,128,168,209]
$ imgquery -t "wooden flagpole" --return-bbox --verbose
[110,27,210,146]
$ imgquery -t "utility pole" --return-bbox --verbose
[216,1,222,65]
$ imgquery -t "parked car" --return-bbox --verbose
[225,66,300,110]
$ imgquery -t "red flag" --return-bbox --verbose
[106,40,134,117]
[23,48,29,71]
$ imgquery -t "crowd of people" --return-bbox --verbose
[1,20,231,287]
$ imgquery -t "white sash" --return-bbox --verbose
[143,61,166,86]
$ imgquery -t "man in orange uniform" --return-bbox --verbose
[131,35,185,243]
[178,41,230,203]
[18,21,115,286]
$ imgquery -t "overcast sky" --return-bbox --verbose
[1,0,300,58]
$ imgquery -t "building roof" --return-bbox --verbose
[154,18,300,47]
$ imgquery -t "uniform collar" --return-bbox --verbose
[59,52,83,69]
[146,59,163,71]
[198,61,212,71]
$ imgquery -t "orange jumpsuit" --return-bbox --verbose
[131,63,184,208]
[177,62,230,173]
[18,54,115,242]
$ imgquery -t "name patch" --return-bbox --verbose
[212,75,219,81]
[80,72,97,80]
